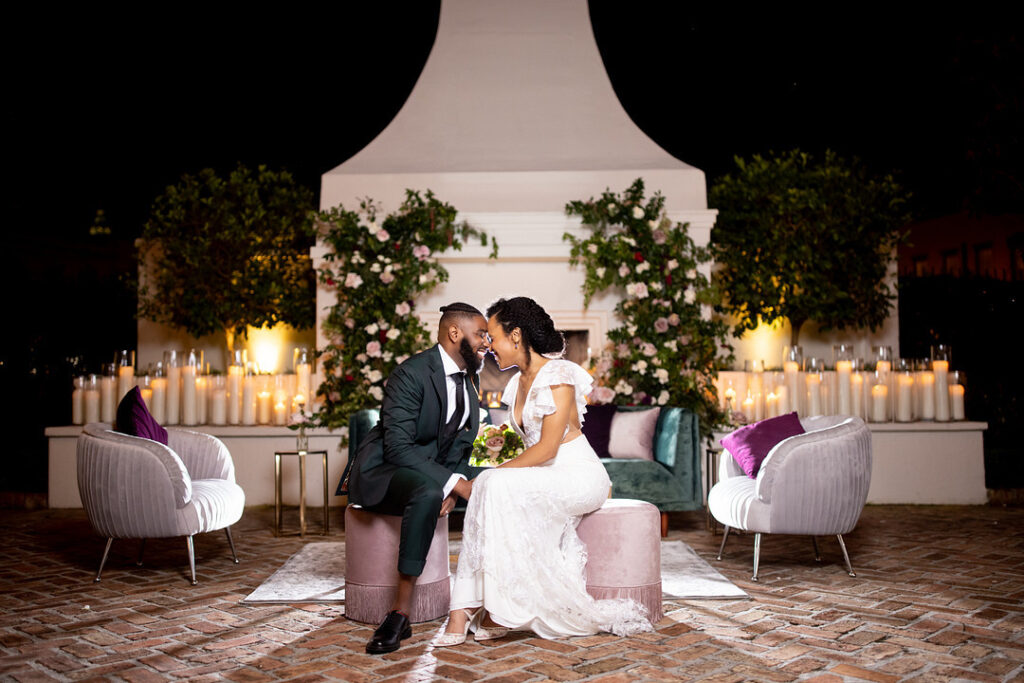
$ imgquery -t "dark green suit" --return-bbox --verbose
[348,346,479,575]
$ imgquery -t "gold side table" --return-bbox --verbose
[274,449,329,537]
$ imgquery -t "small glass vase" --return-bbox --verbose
[296,424,308,454]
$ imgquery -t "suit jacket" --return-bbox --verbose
[347,346,480,508]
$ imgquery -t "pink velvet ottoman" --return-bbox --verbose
[576,498,663,623]
[344,505,450,624]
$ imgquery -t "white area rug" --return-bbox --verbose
[242,540,746,604]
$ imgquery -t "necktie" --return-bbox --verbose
[447,372,466,431]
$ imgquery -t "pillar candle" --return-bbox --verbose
[181,365,197,425]
[776,385,790,414]
[273,401,288,426]
[933,360,950,422]
[117,366,134,402]
[741,395,755,419]
[748,370,764,421]
[141,387,154,411]
[876,360,892,374]
[227,366,243,424]
[766,392,778,418]
[100,376,117,423]
[784,361,801,415]
[211,389,228,425]
[241,376,257,425]
[257,391,272,425]
[84,388,100,424]
[806,374,822,416]
[850,373,864,418]
[166,364,181,425]
[896,374,914,422]
[150,377,168,424]
[836,360,852,415]
[918,371,935,420]
[71,384,85,425]
[195,377,208,424]
[723,387,736,412]
[950,384,966,420]
[871,384,888,422]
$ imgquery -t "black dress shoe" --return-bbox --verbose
[366,610,412,654]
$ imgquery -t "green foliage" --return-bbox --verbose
[565,179,735,437]
[315,190,495,432]
[709,150,911,345]
[138,164,316,345]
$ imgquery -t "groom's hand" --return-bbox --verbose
[452,477,473,501]
[440,493,457,517]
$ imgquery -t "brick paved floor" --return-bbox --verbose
[1,504,1022,682]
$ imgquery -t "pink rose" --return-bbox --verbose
[678,335,691,345]
[375,229,390,242]
[344,272,363,288]
[412,244,431,260]
[654,317,669,333]
[590,386,615,404]
[485,434,506,451]
[395,302,411,316]
[667,313,680,327]
[344,318,355,329]
[642,343,657,357]
[616,344,630,357]
[379,271,395,284]
[366,341,382,358]
[652,229,667,245]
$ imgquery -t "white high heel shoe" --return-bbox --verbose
[473,616,509,642]
[434,608,480,647]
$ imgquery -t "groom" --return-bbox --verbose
[347,302,490,654]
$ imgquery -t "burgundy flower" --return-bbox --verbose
[633,252,644,262]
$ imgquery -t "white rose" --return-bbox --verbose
[595,267,606,278]
[648,219,658,229]
[382,351,393,362]
[367,370,383,383]
[632,360,648,374]
[365,323,379,334]
[626,324,637,335]
[621,236,636,247]
[655,368,669,384]
[636,262,650,274]
[607,202,618,214]
[614,379,632,394]
[587,244,598,254]
[664,340,678,352]
[386,328,400,340]
[368,386,384,401]
[367,221,378,234]
[632,206,644,219]
[657,390,670,405]
[667,259,679,271]
[686,269,697,279]
[650,281,662,291]
[618,264,630,278]
[685,289,696,304]
[370,262,381,273]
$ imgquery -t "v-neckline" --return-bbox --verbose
[512,360,551,432]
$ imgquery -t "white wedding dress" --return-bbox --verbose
[449,359,652,638]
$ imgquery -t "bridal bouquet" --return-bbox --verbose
[469,423,524,467]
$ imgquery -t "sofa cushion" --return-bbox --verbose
[115,386,169,445]
[721,411,804,478]
[581,404,617,458]
[608,408,661,460]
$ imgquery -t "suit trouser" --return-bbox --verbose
[363,467,444,577]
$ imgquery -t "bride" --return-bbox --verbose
[436,297,652,645]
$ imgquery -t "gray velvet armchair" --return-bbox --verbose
[709,415,872,581]
[76,424,245,584]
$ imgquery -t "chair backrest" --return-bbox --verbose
[756,416,872,535]
[335,409,381,496]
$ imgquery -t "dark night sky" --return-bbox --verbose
[7,4,1020,244]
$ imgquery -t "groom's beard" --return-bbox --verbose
[460,338,483,375]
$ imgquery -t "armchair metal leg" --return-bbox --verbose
[752,533,762,582]
[186,536,198,585]
[811,536,821,562]
[95,538,113,582]
[136,539,146,566]
[716,525,731,560]
[836,534,856,577]
[225,527,240,564]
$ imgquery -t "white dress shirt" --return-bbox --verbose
[437,345,470,498]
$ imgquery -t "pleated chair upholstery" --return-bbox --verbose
[708,416,872,578]
[77,424,244,574]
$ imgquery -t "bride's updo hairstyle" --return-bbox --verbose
[486,297,565,367]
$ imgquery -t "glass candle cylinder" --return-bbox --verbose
[931,345,951,422]
[872,345,893,375]
[116,350,135,402]
[804,358,824,417]
[163,350,181,425]
[84,374,101,424]
[744,359,764,421]
[71,376,86,425]
[915,358,936,421]
[100,363,117,423]
[227,350,246,425]
[850,364,866,420]
[894,361,915,423]
[195,374,209,425]
[241,362,258,426]
[783,346,803,416]
[834,344,855,416]
[150,362,168,424]
[294,347,313,406]
[138,374,153,412]
[950,370,966,421]
[869,371,890,422]
[181,349,199,426]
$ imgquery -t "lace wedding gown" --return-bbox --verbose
[449,359,652,638]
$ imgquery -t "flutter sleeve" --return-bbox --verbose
[528,360,595,426]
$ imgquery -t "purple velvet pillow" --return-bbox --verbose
[581,404,617,459]
[115,386,169,445]
[721,411,804,479]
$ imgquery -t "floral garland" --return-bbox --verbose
[315,190,495,434]
[564,179,735,437]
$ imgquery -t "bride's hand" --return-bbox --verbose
[439,493,457,517]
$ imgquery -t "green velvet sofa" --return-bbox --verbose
[600,406,703,536]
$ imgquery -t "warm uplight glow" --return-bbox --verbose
[247,324,290,374]
[742,318,787,369]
